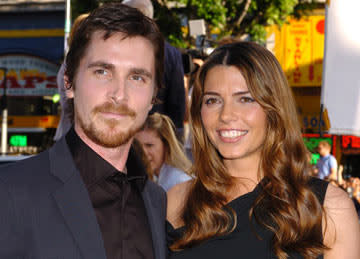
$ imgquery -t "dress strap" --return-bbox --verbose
[309,177,329,205]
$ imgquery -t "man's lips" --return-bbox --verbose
[100,111,131,118]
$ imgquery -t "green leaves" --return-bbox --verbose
[154,0,312,47]
[70,0,318,48]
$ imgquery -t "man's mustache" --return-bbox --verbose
[93,102,136,118]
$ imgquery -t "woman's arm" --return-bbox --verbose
[323,184,360,259]
[166,180,193,228]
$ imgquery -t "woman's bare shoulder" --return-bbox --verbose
[323,184,360,258]
[167,179,193,228]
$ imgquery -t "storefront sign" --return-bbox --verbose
[342,135,360,149]
[0,54,59,96]
[267,15,325,87]
[302,114,325,130]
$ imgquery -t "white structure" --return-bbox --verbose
[322,0,360,136]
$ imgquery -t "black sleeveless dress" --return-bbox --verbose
[167,177,328,259]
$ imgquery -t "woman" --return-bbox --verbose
[167,42,360,258]
[136,113,192,191]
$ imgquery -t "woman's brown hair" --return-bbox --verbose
[171,42,327,258]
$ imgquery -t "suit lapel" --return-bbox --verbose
[49,139,107,259]
[142,182,166,259]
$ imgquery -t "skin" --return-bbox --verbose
[136,129,166,176]
[323,184,360,258]
[201,65,267,181]
[65,31,155,171]
[168,65,268,226]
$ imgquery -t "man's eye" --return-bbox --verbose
[131,75,145,82]
[94,69,108,76]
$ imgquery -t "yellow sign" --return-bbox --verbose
[267,15,325,87]
[2,115,60,129]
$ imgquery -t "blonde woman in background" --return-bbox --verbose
[136,113,192,191]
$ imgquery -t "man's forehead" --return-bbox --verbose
[89,30,152,47]
[82,30,155,65]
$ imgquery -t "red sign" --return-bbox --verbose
[342,136,360,149]
[0,54,59,96]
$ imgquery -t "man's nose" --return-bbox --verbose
[108,78,127,103]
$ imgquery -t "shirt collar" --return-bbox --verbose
[65,127,148,191]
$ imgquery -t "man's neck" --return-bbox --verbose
[74,128,132,172]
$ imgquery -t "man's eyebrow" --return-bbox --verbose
[130,68,153,79]
[87,61,115,70]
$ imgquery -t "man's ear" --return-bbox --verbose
[149,86,157,111]
[64,75,74,99]
[148,101,153,112]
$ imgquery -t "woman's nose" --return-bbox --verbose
[220,102,237,123]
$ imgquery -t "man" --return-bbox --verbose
[0,3,166,259]
[316,140,338,180]
[123,0,186,136]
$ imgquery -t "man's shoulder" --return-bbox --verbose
[143,180,167,214]
[144,179,166,198]
[329,154,337,163]
[0,151,50,189]
[0,150,50,182]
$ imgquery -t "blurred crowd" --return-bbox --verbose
[310,140,360,219]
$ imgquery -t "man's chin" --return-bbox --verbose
[90,128,136,148]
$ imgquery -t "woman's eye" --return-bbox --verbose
[239,96,255,103]
[204,97,220,105]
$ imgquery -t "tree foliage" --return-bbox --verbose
[70,0,320,48]
[154,0,321,47]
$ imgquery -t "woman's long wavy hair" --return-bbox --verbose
[171,42,327,258]
[142,112,191,180]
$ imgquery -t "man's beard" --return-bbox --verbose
[77,102,142,148]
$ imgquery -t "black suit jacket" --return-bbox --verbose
[0,138,167,259]
[151,41,185,130]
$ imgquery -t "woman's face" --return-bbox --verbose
[135,129,166,176]
[200,65,267,164]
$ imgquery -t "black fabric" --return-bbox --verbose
[66,128,154,259]
[167,177,329,259]
[151,41,185,130]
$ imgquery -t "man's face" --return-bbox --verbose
[318,143,330,157]
[66,31,155,148]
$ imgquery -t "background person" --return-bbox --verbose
[123,0,186,138]
[316,140,338,180]
[136,112,192,191]
[0,3,167,259]
[167,42,360,259]
[54,13,89,141]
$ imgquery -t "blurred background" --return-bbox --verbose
[0,0,359,203]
